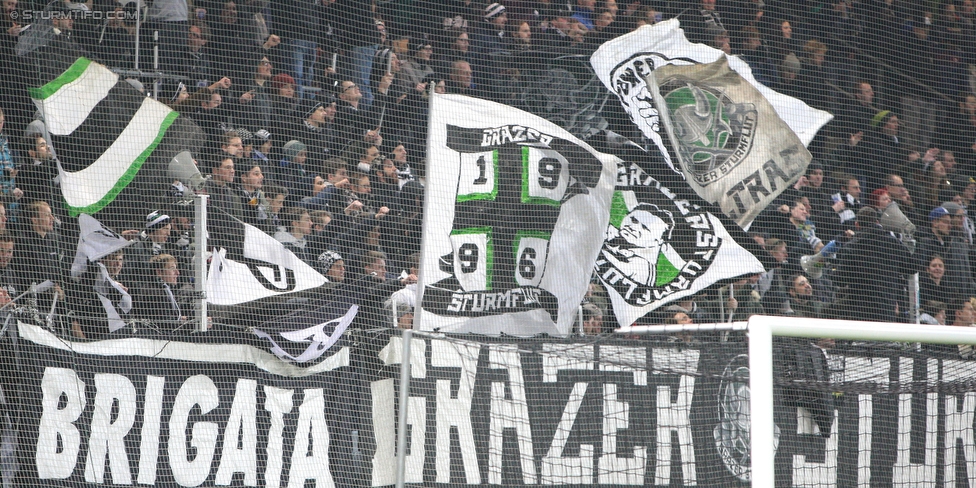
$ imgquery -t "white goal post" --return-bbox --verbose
[745,315,976,488]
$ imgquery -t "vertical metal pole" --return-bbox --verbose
[395,329,413,488]
[134,1,141,70]
[748,318,776,488]
[909,272,920,324]
[152,30,160,99]
[194,194,209,332]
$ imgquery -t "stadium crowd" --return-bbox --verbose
[1,0,976,339]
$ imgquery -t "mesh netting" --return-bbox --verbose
[1,0,976,486]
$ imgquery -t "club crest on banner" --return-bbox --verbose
[661,81,758,187]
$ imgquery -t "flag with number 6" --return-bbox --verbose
[417,94,619,336]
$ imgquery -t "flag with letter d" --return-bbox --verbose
[418,94,618,336]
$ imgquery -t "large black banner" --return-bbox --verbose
[10,322,976,487]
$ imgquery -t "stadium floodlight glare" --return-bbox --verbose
[745,315,976,488]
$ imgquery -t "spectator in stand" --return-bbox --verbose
[822,174,862,237]
[276,140,315,207]
[315,250,346,284]
[773,53,803,100]
[433,28,471,76]
[0,109,22,209]
[0,232,24,300]
[918,206,974,300]
[919,300,947,325]
[219,130,244,159]
[470,3,509,97]
[571,0,597,30]
[16,134,57,206]
[188,91,232,142]
[133,253,186,327]
[334,79,387,147]
[835,81,880,137]
[13,201,63,303]
[269,73,299,122]
[938,94,976,167]
[942,201,973,246]
[681,0,728,46]
[833,205,919,322]
[911,158,953,210]
[795,39,833,112]
[124,210,177,284]
[445,59,486,98]
[283,99,339,163]
[250,129,273,166]
[371,158,400,211]
[203,154,245,247]
[757,238,797,314]
[207,0,281,84]
[885,174,926,228]
[509,20,535,52]
[234,54,275,132]
[274,206,315,265]
[537,7,575,50]
[306,210,337,258]
[236,163,269,228]
[782,274,828,318]
[920,254,951,306]
[262,184,288,234]
[398,39,435,95]
[704,275,765,323]
[186,21,215,87]
[948,297,976,358]
[271,0,322,99]
[734,26,778,87]
[578,302,604,335]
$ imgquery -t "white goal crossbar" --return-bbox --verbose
[745,315,976,488]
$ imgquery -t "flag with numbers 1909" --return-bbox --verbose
[417,94,619,336]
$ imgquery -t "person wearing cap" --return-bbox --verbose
[280,98,339,164]
[276,140,316,207]
[398,38,435,96]
[469,2,509,99]
[832,205,920,322]
[251,129,273,166]
[315,250,346,284]
[941,201,973,245]
[917,205,975,300]
[123,210,175,285]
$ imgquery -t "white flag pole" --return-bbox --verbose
[194,193,209,332]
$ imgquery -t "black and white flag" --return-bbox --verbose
[417,94,618,336]
[591,20,832,229]
[207,219,327,305]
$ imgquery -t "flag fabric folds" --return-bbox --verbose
[206,219,328,306]
[252,302,358,363]
[29,57,181,217]
[598,162,765,327]
[417,94,618,336]
[590,20,832,229]
[70,214,137,278]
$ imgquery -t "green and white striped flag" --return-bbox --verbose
[29,57,180,217]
